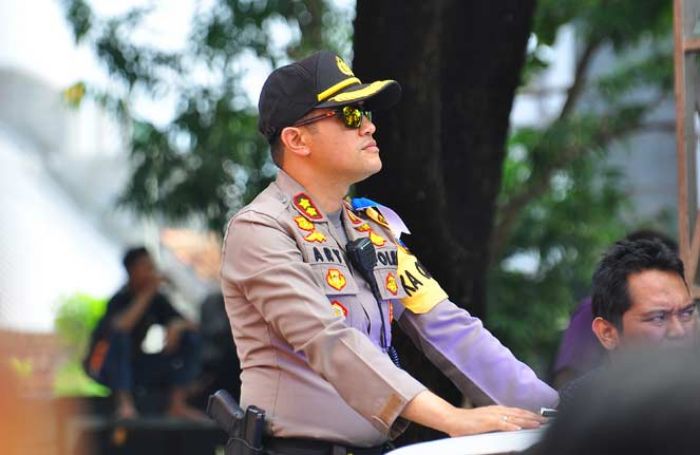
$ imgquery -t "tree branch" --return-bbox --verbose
[558,37,603,120]
[490,105,654,264]
[489,39,604,263]
[640,120,676,133]
[486,33,670,264]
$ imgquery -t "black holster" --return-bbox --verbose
[207,390,266,455]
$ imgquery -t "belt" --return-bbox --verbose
[264,437,389,455]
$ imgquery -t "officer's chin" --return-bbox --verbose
[367,158,383,177]
[354,162,382,185]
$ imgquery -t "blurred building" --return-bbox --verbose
[511,26,677,228]
[0,0,217,335]
[0,68,128,332]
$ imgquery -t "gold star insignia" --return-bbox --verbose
[305,231,326,243]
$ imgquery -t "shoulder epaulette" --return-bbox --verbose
[350,197,411,240]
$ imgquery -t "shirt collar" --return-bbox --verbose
[274,170,328,222]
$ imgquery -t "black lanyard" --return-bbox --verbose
[346,238,400,368]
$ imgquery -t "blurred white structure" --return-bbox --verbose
[0,0,211,332]
[512,26,677,225]
[0,70,130,331]
[387,427,544,455]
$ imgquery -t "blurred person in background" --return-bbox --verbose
[551,230,679,389]
[193,291,241,408]
[558,237,697,407]
[533,347,700,455]
[84,247,204,420]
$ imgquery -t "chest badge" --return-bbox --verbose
[369,230,386,247]
[331,300,349,319]
[293,193,323,220]
[304,231,326,243]
[365,207,389,227]
[386,272,398,295]
[326,268,347,291]
[294,215,315,231]
[346,209,363,225]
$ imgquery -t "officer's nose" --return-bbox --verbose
[666,314,687,340]
[360,114,376,135]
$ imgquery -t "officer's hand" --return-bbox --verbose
[444,405,545,436]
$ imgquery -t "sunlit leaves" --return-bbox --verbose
[491,0,674,367]
[62,0,92,42]
[62,81,86,107]
[61,0,346,232]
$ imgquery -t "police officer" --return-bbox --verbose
[221,51,557,454]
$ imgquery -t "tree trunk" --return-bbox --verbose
[353,0,535,444]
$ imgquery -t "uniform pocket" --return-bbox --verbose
[372,244,407,301]
[309,263,371,332]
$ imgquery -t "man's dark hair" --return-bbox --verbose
[591,238,685,328]
[269,110,322,168]
[122,247,150,274]
[270,135,283,168]
[625,229,678,252]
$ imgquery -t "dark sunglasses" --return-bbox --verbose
[293,105,372,129]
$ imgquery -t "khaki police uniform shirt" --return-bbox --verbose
[221,171,558,447]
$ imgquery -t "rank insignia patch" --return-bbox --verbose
[386,272,398,295]
[304,231,326,243]
[293,193,323,220]
[326,268,347,291]
[365,207,389,227]
[369,230,386,247]
[331,300,348,318]
[294,215,315,231]
[347,209,363,225]
[355,223,371,232]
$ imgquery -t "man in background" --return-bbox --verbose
[558,238,697,406]
[85,247,204,420]
[551,230,679,388]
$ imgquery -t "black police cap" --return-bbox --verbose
[257,51,401,143]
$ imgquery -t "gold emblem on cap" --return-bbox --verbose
[336,56,354,77]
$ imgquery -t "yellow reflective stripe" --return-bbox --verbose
[396,246,448,314]
[328,80,391,103]
[317,77,361,102]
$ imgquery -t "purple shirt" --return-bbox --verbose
[553,297,605,376]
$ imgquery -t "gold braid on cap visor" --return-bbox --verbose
[317,77,361,102]
[325,80,394,103]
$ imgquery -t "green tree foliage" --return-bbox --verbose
[61,0,350,231]
[488,0,675,368]
[62,0,677,378]
[53,293,110,396]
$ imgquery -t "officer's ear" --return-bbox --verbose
[592,316,620,351]
[279,126,311,158]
